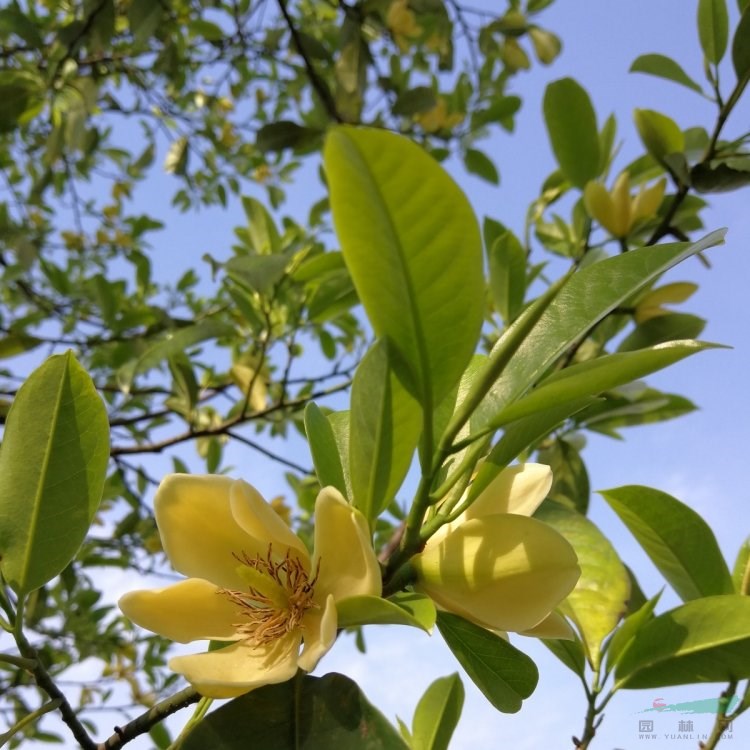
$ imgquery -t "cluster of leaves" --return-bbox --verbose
[1,0,750,748]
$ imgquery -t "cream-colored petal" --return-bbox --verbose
[610,172,632,236]
[154,475,252,590]
[169,634,301,699]
[414,514,580,632]
[311,487,382,601]
[230,480,309,564]
[297,594,337,672]
[518,610,576,640]
[468,463,553,520]
[583,181,617,235]
[119,579,239,643]
[631,177,666,223]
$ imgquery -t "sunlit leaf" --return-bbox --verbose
[411,674,464,750]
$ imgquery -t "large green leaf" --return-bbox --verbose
[486,340,714,429]
[436,612,538,713]
[324,127,484,408]
[536,504,630,669]
[698,0,729,64]
[543,78,600,189]
[601,485,734,601]
[304,403,348,498]
[336,592,436,633]
[411,674,464,750]
[349,340,422,521]
[0,353,109,594]
[182,673,408,749]
[616,595,750,688]
[630,53,704,94]
[473,231,724,432]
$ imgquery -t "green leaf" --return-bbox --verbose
[733,7,750,79]
[488,341,715,429]
[392,86,437,116]
[732,538,750,595]
[605,591,662,674]
[601,485,734,601]
[189,19,224,41]
[691,158,750,193]
[128,0,162,46]
[539,438,590,514]
[411,674,464,750]
[325,126,484,407]
[536,504,630,669]
[464,148,499,185]
[0,7,44,47]
[617,313,706,351]
[328,410,353,501]
[487,231,526,323]
[698,0,729,64]
[256,121,320,153]
[616,595,750,688]
[0,70,45,133]
[630,54,704,94]
[349,340,422,522]
[0,333,43,360]
[182,673,408,749]
[633,109,685,166]
[337,592,436,633]
[164,136,189,175]
[474,231,725,432]
[544,637,587,677]
[543,78,600,189]
[304,403,348,498]
[0,353,109,594]
[436,612,538,713]
[225,253,291,294]
[242,196,281,254]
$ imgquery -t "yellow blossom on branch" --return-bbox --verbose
[412,464,580,638]
[119,475,381,698]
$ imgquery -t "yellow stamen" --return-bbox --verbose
[219,546,320,647]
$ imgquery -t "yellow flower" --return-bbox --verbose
[414,98,464,134]
[584,172,666,238]
[386,0,422,51]
[119,475,381,698]
[413,464,580,637]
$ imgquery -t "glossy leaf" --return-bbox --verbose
[630,53,703,94]
[349,340,422,521]
[325,127,484,407]
[487,231,526,324]
[698,0,729,64]
[488,341,715,429]
[182,673,408,749]
[304,403,348,498]
[605,591,662,674]
[411,674,464,750]
[536,504,630,669]
[0,353,109,594]
[616,595,750,688]
[732,537,750,595]
[601,485,734,601]
[336,592,436,633]
[328,410,353,501]
[733,7,750,78]
[543,78,600,188]
[473,231,724,432]
[436,612,538,714]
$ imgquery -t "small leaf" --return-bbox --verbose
[605,591,662,673]
[182,673,408,749]
[225,253,291,293]
[0,333,42,360]
[732,538,750,595]
[630,54,704,94]
[544,637,587,677]
[601,485,734,601]
[256,121,320,153]
[0,353,109,594]
[487,231,526,323]
[633,109,685,166]
[732,7,750,79]
[543,78,600,188]
[411,674,464,750]
[349,340,422,522]
[241,196,281,254]
[392,86,437,116]
[616,595,750,688]
[436,612,538,713]
[337,592,436,633]
[536,504,630,669]
[464,148,499,185]
[617,313,706,351]
[128,0,162,46]
[698,0,729,64]
[304,403,348,498]
[164,136,189,175]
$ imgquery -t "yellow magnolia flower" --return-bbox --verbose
[413,464,580,637]
[119,475,381,698]
[584,172,666,238]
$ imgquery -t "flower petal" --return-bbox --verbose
[468,463,552,520]
[519,610,576,640]
[230,480,309,564]
[119,579,239,643]
[311,487,382,601]
[154,475,253,589]
[414,514,580,632]
[297,593,337,672]
[169,634,301,699]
